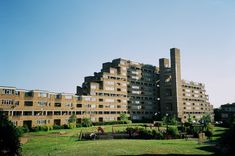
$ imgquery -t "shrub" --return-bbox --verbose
[53,125,62,130]
[124,120,132,124]
[154,121,163,127]
[47,125,53,131]
[62,124,69,129]
[17,126,29,136]
[31,126,40,132]
[126,127,136,137]
[152,129,164,139]
[81,118,92,127]
[138,128,153,139]
[167,126,179,138]
[68,123,76,129]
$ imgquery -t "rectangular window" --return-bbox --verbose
[3,89,14,95]
[1,99,14,105]
[37,119,46,125]
[65,103,72,107]
[55,103,61,107]
[39,92,47,98]
[77,104,82,108]
[91,104,96,108]
[38,101,47,107]
[24,101,33,106]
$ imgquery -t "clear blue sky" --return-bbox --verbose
[1,0,235,108]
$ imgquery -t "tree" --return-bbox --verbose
[68,114,77,124]
[199,113,212,130]
[81,118,92,127]
[0,112,22,155]
[68,114,77,129]
[120,113,128,123]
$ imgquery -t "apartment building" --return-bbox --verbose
[0,48,213,127]
[220,103,235,124]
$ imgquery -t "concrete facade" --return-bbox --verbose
[0,48,213,127]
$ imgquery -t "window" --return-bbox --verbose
[3,89,14,95]
[25,92,33,97]
[99,99,103,102]
[37,119,46,125]
[1,99,14,105]
[132,85,139,89]
[38,101,47,107]
[77,104,82,108]
[55,103,61,107]
[65,103,72,107]
[39,92,47,98]
[90,104,96,108]
[99,105,103,108]
[24,101,33,106]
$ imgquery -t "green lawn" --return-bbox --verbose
[21,125,227,156]
[23,138,214,156]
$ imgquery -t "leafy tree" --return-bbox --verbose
[162,116,167,125]
[68,114,77,124]
[120,113,128,121]
[81,118,92,127]
[0,112,22,155]
[187,114,193,124]
[169,115,178,125]
[205,123,214,140]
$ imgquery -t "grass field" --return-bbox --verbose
[21,125,227,156]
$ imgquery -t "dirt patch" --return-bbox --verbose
[20,137,29,144]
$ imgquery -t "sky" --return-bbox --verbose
[0,0,235,108]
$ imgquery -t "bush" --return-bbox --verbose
[31,125,53,132]
[31,126,40,132]
[124,120,132,124]
[154,121,163,127]
[81,118,92,127]
[68,123,76,129]
[93,120,132,126]
[167,126,179,138]
[126,127,136,137]
[152,129,164,139]
[138,128,153,139]
[17,126,29,136]
[53,125,62,130]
